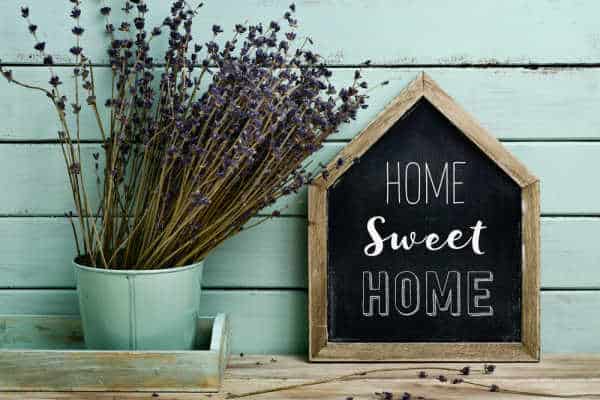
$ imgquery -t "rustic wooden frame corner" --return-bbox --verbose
[308,72,540,362]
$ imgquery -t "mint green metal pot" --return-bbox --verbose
[74,259,203,350]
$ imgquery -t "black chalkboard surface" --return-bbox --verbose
[327,99,522,343]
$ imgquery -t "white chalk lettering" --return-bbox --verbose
[362,271,389,316]
[394,271,420,316]
[426,271,461,317]
[361,270,494,318]
[364,217,487,257]
[468,271,494,317]
[384,161,466,205]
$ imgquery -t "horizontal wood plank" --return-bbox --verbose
[4,68,600,141]
[2,1,600,65]
[2,354,600,399]
[1,379,600,400]
[0,290,308,354]
[0,216,308,289]
[0,290,598,354]
[0,142,596,215]
[0,316,228,392]
[2,355,600,399]
[0,216,597,289]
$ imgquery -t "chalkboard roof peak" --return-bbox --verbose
[318,72,538,189]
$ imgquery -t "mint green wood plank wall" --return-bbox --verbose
[0,0,599,354]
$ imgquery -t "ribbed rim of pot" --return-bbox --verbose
[73,258,203,275]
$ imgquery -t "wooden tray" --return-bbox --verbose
[0,313,230,392]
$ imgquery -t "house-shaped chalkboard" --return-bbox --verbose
[308,73,540,362]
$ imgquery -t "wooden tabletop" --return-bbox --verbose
[2,354,600,399]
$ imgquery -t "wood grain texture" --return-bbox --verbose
[522,182,541,359]
[5,68,600,141]
[1,380,600,400]
[0,315,229,392]
[0,290,598,354]
[0,142,598,215]
[2,1,600,65]
[422,73,537,187]
[0,217,307,289]
[307,181,327,361]
[309,74,539,361]
[0,290,307,354]
[2,355,600,399]
[0,0,597,359]
[0,216,595,289]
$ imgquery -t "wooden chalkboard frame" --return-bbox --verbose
[308,73,540,362]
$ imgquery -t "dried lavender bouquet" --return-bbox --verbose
[0,1,367,269]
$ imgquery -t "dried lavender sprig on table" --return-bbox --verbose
[0,1,368,269]
[228,364,600,399]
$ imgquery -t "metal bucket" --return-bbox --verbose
[74,259,203,350]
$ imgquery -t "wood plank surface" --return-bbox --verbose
[4,68,600,141]
[0,290,598,354]
[0,316,228,392]
[309,142,600,216]
[0,142,598,215]
[0,216,308,289]
[0,137,577,215]
[2,1,600,65]
[0,216,597,289]
[0,290,308,354]
[2,355,600,399]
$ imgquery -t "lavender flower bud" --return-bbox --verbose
[485,364,496,374]
[72,26,84,36]
[212,24,223,35]
[100,6,111,16]
[49,75,62,87]
[70,7,81,19]
[269,21,280,32]
[34,42,45,52]
[1,69,13,82]
[122,2,134,13]
[28,24,37,33]
[56,96,66,110]
[69,162,81,174]
[134,17,145,30]
[69,46,83,56]
[21,6,29,18]
[43,55,53,65]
